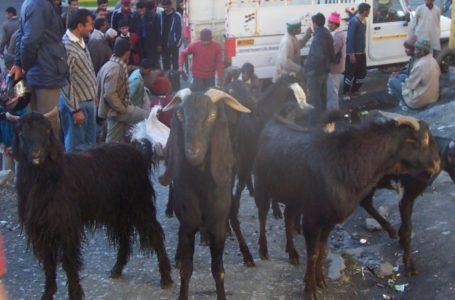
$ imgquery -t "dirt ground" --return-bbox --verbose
[2,73,455,300]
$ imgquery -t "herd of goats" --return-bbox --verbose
[10,73,455,300]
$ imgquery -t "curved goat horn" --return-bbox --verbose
[163,88,192,112]
[204,88,251,113]
[379,111,420,131]
[289,83,313,110]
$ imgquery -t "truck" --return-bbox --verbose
[181,0,453,79]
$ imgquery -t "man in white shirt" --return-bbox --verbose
[409,0,441,57]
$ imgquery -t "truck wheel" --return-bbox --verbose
[437,47,455,74]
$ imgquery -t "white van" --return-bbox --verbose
[182,0,451,79]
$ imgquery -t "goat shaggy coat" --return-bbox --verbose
[13,113,173,300]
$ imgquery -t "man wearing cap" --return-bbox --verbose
[273,18,312,82]
[97,38,148,143]
[128,58,155,109]
[409,0,440,57]
[387,36,416,98]
[60,9,97,152]
[179,28,223,91]
[326,11,346,111]
[390,39,440,110]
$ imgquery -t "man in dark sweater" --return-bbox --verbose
[0,7,19,57]
[304,13,334,120]
[159,0,182,71]
[343,3,370,95]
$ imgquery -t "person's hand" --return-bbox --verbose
[179,68,188,81]
[349,54,356,64]
[73,110,85,125]
[95,96,100,107]
[391,72,398,78]
[305,27,313,37]
[9,65,24,81]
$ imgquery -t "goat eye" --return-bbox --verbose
[176,110,184,122]
[207,111,217,122]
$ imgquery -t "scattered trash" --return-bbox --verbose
[360,238,367,244]
[376,283,386,288]
[393,266,400,272]
[382,294,395,300]
[394,283,408,292]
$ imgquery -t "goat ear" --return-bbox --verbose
[163,88,191,111]
[210,111,235,187]
[12,124,25,162]
[165,114,184,183]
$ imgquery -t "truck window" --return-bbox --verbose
[373,0,407,23]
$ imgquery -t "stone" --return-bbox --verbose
[374,262,394,278]
[327,251,346,280]
[0,170,14,187]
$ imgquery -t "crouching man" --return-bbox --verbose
[389,38,440,110]
[97,38,148,143]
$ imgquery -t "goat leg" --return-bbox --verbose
[40,247,58,300]
[303,227,321,300]
[165,184,174,218]
[315,226,333,289]
[360,191,398,239]
[208,230,227,300]
[284,207,300,265]
[246,175,255,197]
[398,191,419,276]
[229,203,255,267]
[110,231,132,278]
[61,240,84,300]
[178,226,196,300]
[271,199,283,219]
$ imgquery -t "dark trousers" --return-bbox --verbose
[343,53,367,94]
[161,46,179,71]
[190,77,215,92]
[306,73,328,121]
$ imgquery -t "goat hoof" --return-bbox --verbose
[316,279,327,289]
[303,288,318,300]
[289,256,300,266]
[110,268,122,279]
[161,277,174,289]
[259,252,269,260]
[244,259,256,267]
[41,291,55,300]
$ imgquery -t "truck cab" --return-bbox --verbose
[182,0,451,79]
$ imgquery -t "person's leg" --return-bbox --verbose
[171,46,179,71]
[388,76,405,103]
[162,47,171,71]
[191,77,204,92]
[106,118,127,143]
[319,74,328,113]
[31,88,61,137]
[79,100,97,150]
[203,78,215,91]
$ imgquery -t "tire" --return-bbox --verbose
[437,46,455,74]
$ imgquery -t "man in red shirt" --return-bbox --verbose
[178,28,223,91]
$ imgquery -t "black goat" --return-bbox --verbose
[12,113,173,300]
[163,88,254,300]
[234,74,308,220]
[254,112,440,299]
[358,135,455,276]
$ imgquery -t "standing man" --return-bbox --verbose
[409,0,441,57]
[11,0,69,136]
[326,11,346,111]
[179,28,223,91]
[111,0,133,33]
[343,2,370,96]
[59,9,97,152]
[97,38,148,143]
[0,7,19,58]
[159,0,182,71]
[130,0,160,66]
[273,18,312,82]
[62,0,79,28]
[304,13,334,118]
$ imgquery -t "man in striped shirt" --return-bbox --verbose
[59,9,97,151]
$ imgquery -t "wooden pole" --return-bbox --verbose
[449,0,455,49]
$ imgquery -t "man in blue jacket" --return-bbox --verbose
[158,0,182,71]
[11,0,68,137]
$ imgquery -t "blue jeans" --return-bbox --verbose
[388,73,407,104]
[191,77,215,92]
[59,97,97,152]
